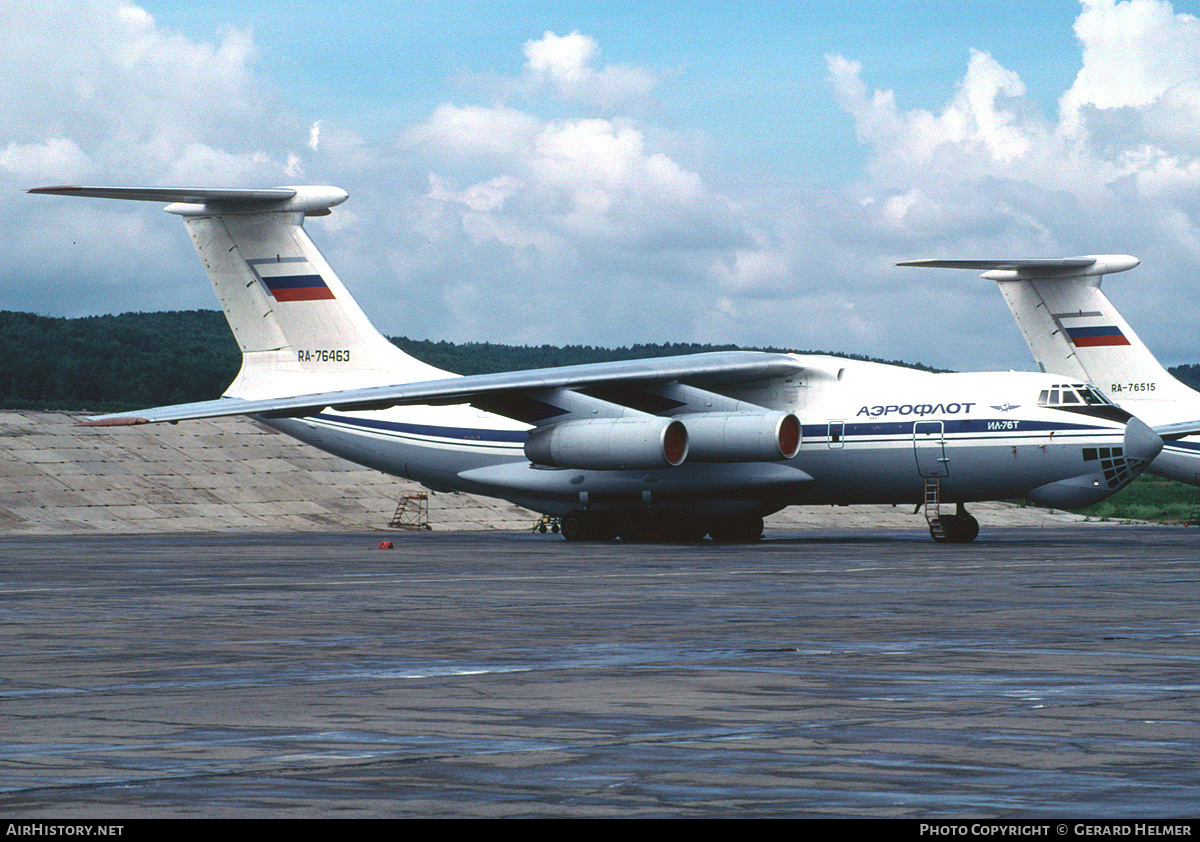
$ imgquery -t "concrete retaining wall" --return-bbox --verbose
[0,411,1084,535]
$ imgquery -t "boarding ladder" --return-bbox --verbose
[924,478,947,542]
[1187,501,1200,527]
[389,492,431,530]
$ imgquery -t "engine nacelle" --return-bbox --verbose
[677,411,801,462]
[524,417,689,470]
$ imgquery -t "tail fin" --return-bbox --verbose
[29,185,447,398]
[899,255,1200,416]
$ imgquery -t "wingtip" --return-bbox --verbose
[28,185,82,195]
[74,417,151,427]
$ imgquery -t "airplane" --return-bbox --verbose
[28,185,1166,543]
[899,255,1200,488]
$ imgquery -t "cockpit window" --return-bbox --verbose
[1037,383,1130,422]
[1038,383,1113,407]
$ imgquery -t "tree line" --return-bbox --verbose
[2,309,1193,412]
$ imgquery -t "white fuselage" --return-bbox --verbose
[263,357,1154,518]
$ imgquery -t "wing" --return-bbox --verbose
[1152,420,1200,442]
[77,351,806,426]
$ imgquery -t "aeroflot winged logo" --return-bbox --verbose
[246,257,336,302]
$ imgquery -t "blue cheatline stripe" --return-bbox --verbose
[262,274,327,290]
[312,412,528,444]
[801,419,1110,439]
[314,413,1108,447]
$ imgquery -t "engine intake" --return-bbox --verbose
[524,417,689,470]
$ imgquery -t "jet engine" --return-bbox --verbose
[678,411,801,462]
[524,417,689,470]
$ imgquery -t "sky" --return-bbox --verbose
[5,0,1200,372]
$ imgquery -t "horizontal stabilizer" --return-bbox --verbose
[898,255,1139,280]
[30,186,294,203]
[29,185,347,216]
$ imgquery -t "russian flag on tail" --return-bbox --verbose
[1065,326,1131,347]
[261,274,336,302]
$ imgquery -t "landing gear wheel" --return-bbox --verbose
[954,514,979,543]
[708,513,764,543]
[653,516,708,543]
[616,515,706,543]
[560,511,586,541]
[616,515,648,543]
[930,514,979,544]
[560,511,616,542]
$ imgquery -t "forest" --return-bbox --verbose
[1,309,1195,412]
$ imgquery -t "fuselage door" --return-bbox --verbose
[827,421,845,449]
[913,420,949,477]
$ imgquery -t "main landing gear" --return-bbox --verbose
[558,510,763,543]
[928,509,980,544]
[925,500,980,544]
[923,478,979,544]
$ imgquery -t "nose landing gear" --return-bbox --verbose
[924,479,979,543]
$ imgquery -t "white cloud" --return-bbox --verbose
[1062,0,1200,119]
[403,104,540,161]
[405,103,737,255]
[821,0,1200,367]
[524,31,599,88]
[0,0,320,320]
[0,138,94,182]
[828,49,1047,182]
[0,1,291,183]
[389,100,758,345]
[521,30,659,112]
[11,4,1200,376]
